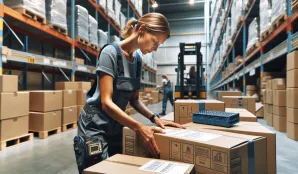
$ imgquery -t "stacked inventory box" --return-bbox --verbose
[0,75,30,144]
[246,85,256,96]
[272,78,286,132]
[287,51,298,140]
[215,91,242,101]
[88,15,99,48]
[98,29,108,47]
[261,74,272,103]
[265,79,273,126]
[76,82,91,120]
[45,0,67,32]
[68,5,89,42]
[223,96,256,115]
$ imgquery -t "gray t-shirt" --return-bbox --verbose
[87,43,141,108]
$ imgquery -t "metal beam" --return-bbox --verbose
[167,16,210,22]
[159,0,205,7]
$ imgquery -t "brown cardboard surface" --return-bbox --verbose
[246,90,256,96]
[261,83,267,89]
[0,92,29,120]
[287,51,298,71]
[77,105,83,120]
[286,88,298,108]
[151,91,159,103]
[0,75,18,92]
[62,90,77,107]
[287,122,298,140]
[262,89,267,104]
[77,90,87,105]
[84,154,195,174]
[225,108,257,122]
[273,115,286,132]
[272,90,286,106]
[266,90,273,104]
[222,96,256,114]
[266,80,272,89]
[215,91,242,101]
[174,99,225,124]
[75,58,84,65]
[287,69,298,88]
[161,112,174,121]
[287,107,298,123]
[268,104,273,114]
[76,82,91,91]
[256,103,264,117]
[144,88,156,92]
[273,106,286,117]
[29,91,62,112]
[0,115,29,141]
[246,85,256,91]
[267,113,273,126]
[55,82,79,90]
[62,106,78,125]
[272,78,286,90]
[261,76,272,83]
[183,122,276,174]
[29,110,62,131]
[142,100,149,106]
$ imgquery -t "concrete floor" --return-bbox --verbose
[0,102,298,174]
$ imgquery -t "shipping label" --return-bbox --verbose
[139,160,191,174]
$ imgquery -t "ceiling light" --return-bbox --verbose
[189,0,195,4]
[152,1,158,8]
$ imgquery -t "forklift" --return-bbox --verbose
[174,42,206,99]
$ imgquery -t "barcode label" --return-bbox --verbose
[164,129,221,142]
[139,160,190,174]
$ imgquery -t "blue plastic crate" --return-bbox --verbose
[192,110,240,128]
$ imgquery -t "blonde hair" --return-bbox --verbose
[121,13,170,39]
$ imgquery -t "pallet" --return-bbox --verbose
[30,127,61,139]
[0,133,33,150]
[76,37,89,46]
[292,0,298,12]
[246,42,261,56]
[90,43,100,51]
[14,8,46,24]
[49,24,68,36]
[62,122,78,132]
[260,29,272,42]
[270,14,287,33]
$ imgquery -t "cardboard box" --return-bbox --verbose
[273,115,286,132]
[286,88,298,108]
[246,90,256,96]
[30,91,62,112]
[266,80,272,89]
[0,75,18,92]
[261,82,267,89]
[222,96,256,114]
[77,90,87,105]
[267,113,273,126]
[215,91,242,101]
[287,69,298,88]
[183,122,276,174]
[77,105,83,120]
[62,90,77,107]
[174,99,225,124]
[123,127,268,174]
[76,82,91,91]
[262,89,267,104]
[148,98,153,104]
[287,51,298,71]
[0,115,29,141]
[246,85,256,91]
[142,100,149,106]
[287,107,298,123]
[266,89,273,104]
[62,106,78,125]
[161,112,174,121]
[75,57,84,65]
[225,108,257,122]
[151,91,159,103]
[0,92,29,120]
[273,106,286,117]
[139,92,144,97]
[287,122,298,140]
[256,103,264,118]
[29,110,62,131]
[55,82,79,90]
[272,90,286,106]
[84,154,195,174]
[272,78,286,90]
[261,76,272,83]
[268,104,273,114]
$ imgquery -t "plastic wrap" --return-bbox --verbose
[88,15,98,47]
[107,0,115,19]
[226,17,231,43]
[99,0,106,10]
[45,0,67,30]
[68,5,89,42]
[271,0,286,23]
[115,0,121,25]
[98,30,108,47]
[110,35,120,43]
[231,0,242,35]
[246,18,259,53]
[120,12,127,30]
[259,0,271,34]
[4,0,46,18]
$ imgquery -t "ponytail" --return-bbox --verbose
[121,19,138,39]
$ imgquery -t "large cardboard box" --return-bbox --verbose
[77,105,83,120]
[222,96,256,114]
[287,107,298,123]
[273,106,286,117]
[0,92,29,120]
[272,78,286,90]
[287,51,298,71]
[183,122,276,174]
[273,115,286,132]
[29,91,62,112]
[174,100,225,124]
[123,127,268,174]
[215,91,242,101]
[55,82,79,90]
[151,91,159,103]
[62,106,78,125]
[286,69,298,88]
[84,154,195,174]
[0,75,18,92]
[266,80,272,89]
[225,108,257,122]
[286,88,298,108]
[76,82,91,91]
[272,90,286,106]
[161,112,174,121]
[287,122,298,140]
[29,110,62,131]
[77,90,87,105]
[256,103,264,118]
[0,115,29,141]
[266,90,273,104]
[62,90,77,107]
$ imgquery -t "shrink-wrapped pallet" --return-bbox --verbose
[271,0,286,23]
[98,30,108,47]
[88,15,98,47]
[246,18,260,53]
[45,0,67,31]
[68,5,89,42]
[259,0,272,34]
[5,0,46,19]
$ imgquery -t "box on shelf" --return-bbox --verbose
[272,78,286,90]
[29,110,62,131]
[62,106,78,125]
[0,115,29,141]
[287,122,298,140]
[62,90,77,107]
[215,91,242,101]
[273,106,286,117]
[0,75,18,92]
[75,58,84,65]
[77,90,87,105]
[222,96,256,114]
[56,82,79,90]
[0,92,29,120]
[287,51,298,71]
[266,89,273,104]
[273,115,286,132]
[225,108,257,122]
[287,69,298,88]
[272,90,286,106]
[30,91,62,112]
[287,108,298,123]
[286,88,298,108]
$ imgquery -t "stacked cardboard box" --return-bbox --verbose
[272,78,286,132]
[286,51,298,140]
[0,75,30,143]
[265,79,273,126]
[222,96,256,115]
[225,108,257,122]
[215,91,242,101]
[246,85,256,96]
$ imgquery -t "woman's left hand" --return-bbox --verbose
[154,117,186,129]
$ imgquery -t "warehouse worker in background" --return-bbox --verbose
[159,74,174,116]
[74,13,185,174]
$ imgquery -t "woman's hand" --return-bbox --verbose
[136,125,165,158]
[154,117,186,129]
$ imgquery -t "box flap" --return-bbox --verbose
[256,102,264,111]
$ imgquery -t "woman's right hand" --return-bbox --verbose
[136,125,165,158]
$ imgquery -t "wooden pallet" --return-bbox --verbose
[90,43,100,51]
[49,24,68,36]
[30,127,61,139]
[0,133,33,150]
[292,0,298,12]
[246,42,261,56]
[76,37,89,46]
[260,29,272,42]
[62,122,78,132]
[270,14,287,33]
[14,8,46,24]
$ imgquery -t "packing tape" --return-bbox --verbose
[247,140,255,174]
[199,102,206,111]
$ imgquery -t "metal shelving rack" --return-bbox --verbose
[209,0,298,95]
[0,0,156,90]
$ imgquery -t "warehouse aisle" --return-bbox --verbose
[0,102,297,174]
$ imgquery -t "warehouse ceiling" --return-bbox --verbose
[154,0,204,14]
